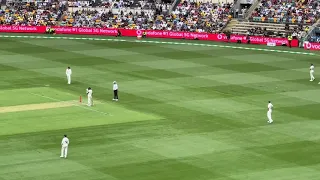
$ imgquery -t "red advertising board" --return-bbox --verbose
[304,41,320,50]
[53,26,118,36]
[0,25,299,47]
[125,30,298,47]
[0,25,45,33]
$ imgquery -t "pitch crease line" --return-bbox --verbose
[29,92,111,116]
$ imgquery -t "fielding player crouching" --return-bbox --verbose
[137,31,147,40]
[142,31,147,38]
[45,27,56,34]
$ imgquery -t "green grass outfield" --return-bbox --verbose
[1,33,320,180]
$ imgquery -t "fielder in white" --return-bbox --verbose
[86,87,93,106]
[310,63,315,82]
[113,81,119,101]
[66,67,72,84]
[60,135,69,158]
[267,101,273,124]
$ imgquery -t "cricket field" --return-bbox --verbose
[0,34,320,180]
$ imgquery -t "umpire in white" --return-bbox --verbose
[113,81,119,101]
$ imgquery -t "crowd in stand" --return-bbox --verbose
[169,1,233,32]
[251,0,320,24]
[0,0,233,33]
[0,1,66,26]
[61,0,233,32]
[1,0,318,37]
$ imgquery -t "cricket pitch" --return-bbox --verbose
[0,100,79,113]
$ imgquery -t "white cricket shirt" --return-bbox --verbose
[61,137,69,147]
[113,84,118,90]
[268,103,273,112]
[66,69,72,75]
[87,89,93,97]
[310,65,314,72]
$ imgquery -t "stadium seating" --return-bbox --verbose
[68,0,160,10]
[4,0,317,38]
[0,0,234,33]
[170,0,233,32]
[231,21,307,38]
[250,0,319,24]
[0,1,66,26]
[229,0,320,37]
[61,0,170,28]
[62,0,234,32]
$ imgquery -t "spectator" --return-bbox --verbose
[1,0,233,34]
[1,1,66,26]
[251,0,319,24]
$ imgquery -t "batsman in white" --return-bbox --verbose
[86,87,93,106]
[60,135,69,158]
[66,67,72,84]
[310,63,315,82]
[267,101,273,124]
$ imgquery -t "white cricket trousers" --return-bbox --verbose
[61,146,68,158]
[67,74,71,84]
[88,95,92,106]
[310,71,315,80]
[267,111,273,123]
